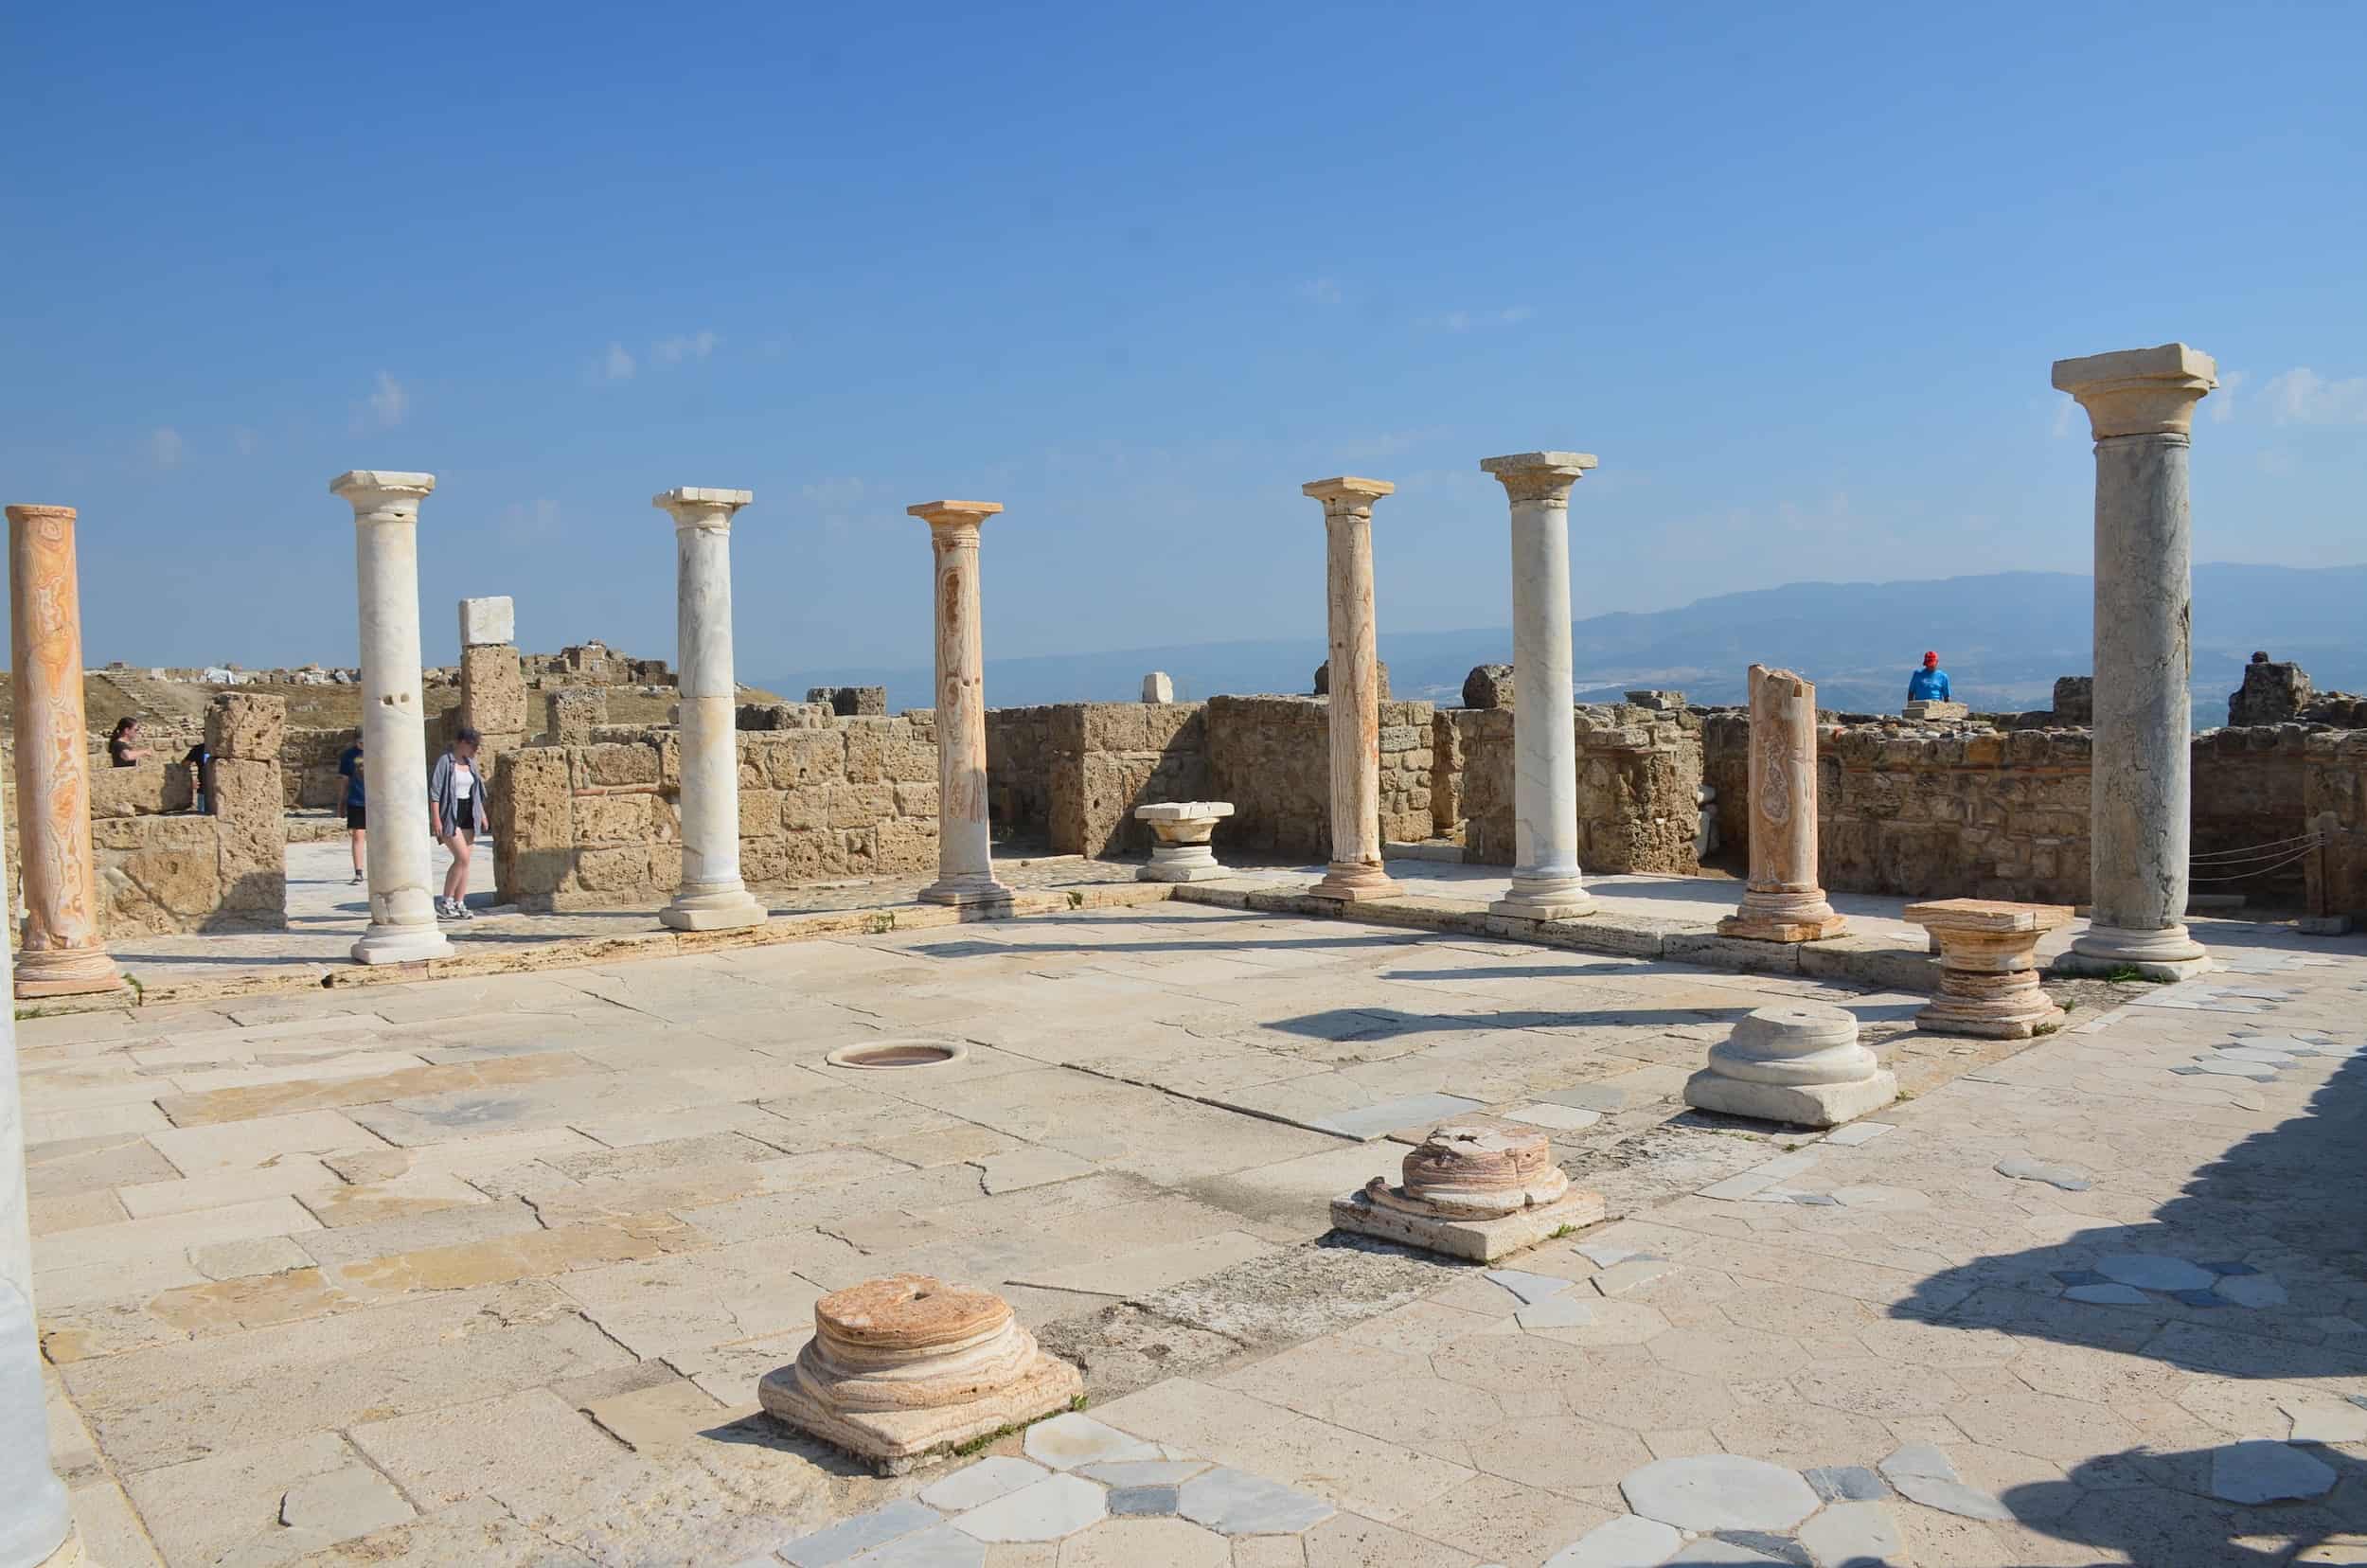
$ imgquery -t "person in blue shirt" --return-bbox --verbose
[338,737,366,885]
[1908,650,1951,703]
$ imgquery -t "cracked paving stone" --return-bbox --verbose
[1023,1413,1161,1470]
[2215,1274,2289,1308]
[2051,1269,2109,1288]
[1592,1258,1677,1297]
[2065,1284,2155,1306]
[843,1526,986,1568]
[1994,1154,2092,1191]
[782,1500,944,1566]
[1544,1514,1683,1567]
[1619,1455,1818,1532]
[919,1457,1048,1513]
[950,1474,1107,1542]
[2093,1255,2218,1292]
[1173,1467,1334,1536]
[2211,1440,2338,1504]
[1877,1443,2010,1523]
[1107,1484,1183,1517]
[1797,1501,1907,1567]
[2170,1288,2234,1309]
[1802,1465,1887,1503]
[1711,1529,1811,1564]
[1518,1296,1596,1330]
[1821,1121,1894,1147]
[2203,1260,2260,1275]
[1485,1268,1574,1306]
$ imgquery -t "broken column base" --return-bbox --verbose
[1715,912,1849,943]
[2052,926,2212,982]
[1915,996,2062,1040]
[1682,1068,1899,1129]
[759,1356,1080,1475]
[1329,1186,1605,1264]
[1310,862,1398,902]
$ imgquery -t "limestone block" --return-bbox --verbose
[767,730,851,790]
[758,1274,1082,1473]
[205,692,286,761]
[87,762,182,819]
[546,687,609,744]
[459,644,529,736]
[876,818,937,872]
[1901,700,1968,722]
[1462,664,1514,710]
[573,742,659,790]
[458,596,515,647]
[808,686,887,718]
[1312,659,1389,700]
[1683,1003,1896,1128]
[1142,671,1174,704]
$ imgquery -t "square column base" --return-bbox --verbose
[1311,863,1398,902]
[1491,878,1595,921]
[12,955,128,999]
[1140,863,1229,883]
[350,923,454,966]
[758,1354,1081,1475]
[1683,1068,1897,1129]
[1915,997,2064,1039]
[1717,913,1849,943]
[660,890,768,932]
[920,879,1014,907]
[1329,1186,1606,1263]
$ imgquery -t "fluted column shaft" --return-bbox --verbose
[7,506,120,998]
[1482,454,1596,921]
[2053,344,2216,980]
[335,472,451,965]
[1305,477,1398,902]
[655,489,765,932]
[909,501,1010,905]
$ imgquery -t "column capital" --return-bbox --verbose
[1302,476,1394,518]
[2051,343,2216,438]
[330,471,436,522]
[3,504,75,526]
[1481,452,1598,507]
[906,499,1004,528]
[654,487,753,528]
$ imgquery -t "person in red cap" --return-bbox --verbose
[1908,650,1951,703]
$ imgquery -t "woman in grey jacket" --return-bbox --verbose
[428,727,489,921]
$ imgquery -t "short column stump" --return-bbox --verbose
[1683,1003,1896,1128]
[1904,897,2074,1039]
[758,1274,1081,1473]
[1330,1123,1604,1262]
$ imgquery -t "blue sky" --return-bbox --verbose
[4,2,2361,679]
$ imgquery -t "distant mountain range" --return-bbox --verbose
[768,563,2367,727]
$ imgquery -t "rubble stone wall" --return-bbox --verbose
[1047,703,1209,858]
[984,705,1056,843]
[1206,695,1433,859]
[2305,734,2367,919]
[1450,704,1705,875]
[489,715,940,911]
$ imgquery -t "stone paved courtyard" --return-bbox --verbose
[23,897,2367,1565]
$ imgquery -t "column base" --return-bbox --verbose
[1683,1067,1899,1130]
[13,946,127,998]
[350,921,454,966]
[2056,922,2212,981]
[1716,912,1850,943]
[661,885,767,932]
[1311,862,1398,902]
[920,877,1014,907]
[1916,993,2064,1039]
[1140,862,1229,883]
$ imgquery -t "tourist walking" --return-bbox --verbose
[1907,650,1951,704]
[106,717,146,766]
[428,727,488,921]
[338,735,366,884]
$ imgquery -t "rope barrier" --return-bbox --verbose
[2192,831,2324,863]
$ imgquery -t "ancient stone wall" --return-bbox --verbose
[282,726,361,809]
[1701,710,1753,855]
[1205,695,1433,858]
[80,694,287,934]
[490,715,939,911]
[2304,734,2367,919]
[1450,704,1704,875]
[984,705,1055,843]
[1048,703,1209,857]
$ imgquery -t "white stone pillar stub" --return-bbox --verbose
[334,472,453,965]
[908,500,1012,906]
[655,487,767,932]
[1480,452,1598,921]
[1304,476,1399,902]
[2050,344,2216,981]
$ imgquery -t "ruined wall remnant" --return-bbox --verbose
[1205,695,1433,860]
[1450,701,1703,876]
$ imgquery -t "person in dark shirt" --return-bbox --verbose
[107,718,146,767]
[338,737,367,886]
[182,739,212,814]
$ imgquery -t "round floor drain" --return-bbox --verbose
[826,1040,968,1070]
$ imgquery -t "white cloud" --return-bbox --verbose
[2209,368,2247,424]
[349,371,409,433]
[599,342,637,383]
[2261,366,2367,425]
[653,330,719,365]
[148,427,183,468]
[1298,277,1344,307]
[2050,398,2079,439]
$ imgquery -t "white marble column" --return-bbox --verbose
[334,472,451,966]
[1305,477,1399,902]
[0,778,82,1568]
[2051,345,2216,981]
[654,488,766,932]
[908,501,1012,905]
[1480,453,1597,920]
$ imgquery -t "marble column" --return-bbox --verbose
[7,506,121,998]
[1,773,80,1568]
[1304,477,1398,902]
[907,501,1012,906]
[1480,452,1598,920]
[1717,664,1847,942]
[2052,344,2216,980]
[333,472,451,965]
[654,488,766,932]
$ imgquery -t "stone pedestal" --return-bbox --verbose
[1904,899,2073,1039]
[1902,700,1968,722]
[333,472,452,966]
[1142,671,1174,704]
[1718,665,1846,943]
[545,687,607,743]
[1683,1004,1895,1128]
[2052,345,2216,982]
[6,506,124,997]
[1481,453,1599,920]
[654,489,766,933]
[758,1274,1081,1473]
[1329,1124,1605,1262]
[455,597,528,761]
[1305,477,1398,902]
[1134,802,1234,882]
[909,502,1012,906]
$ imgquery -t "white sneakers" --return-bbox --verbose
[436,898,473,922]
